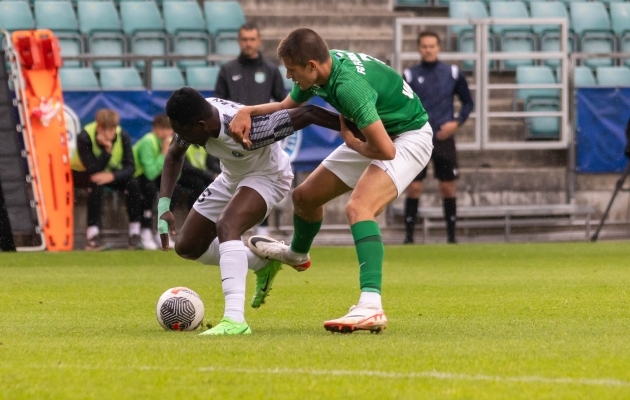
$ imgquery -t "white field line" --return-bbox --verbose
[23,364,630,388]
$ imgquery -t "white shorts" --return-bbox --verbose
[192,172,293,225]
[321,123,434,197]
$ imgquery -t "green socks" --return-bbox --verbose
[351,220,383,294]
[290,214,322,254]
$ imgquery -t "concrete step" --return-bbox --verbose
[457,149,567,168]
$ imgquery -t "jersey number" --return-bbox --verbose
[402,81,414,99]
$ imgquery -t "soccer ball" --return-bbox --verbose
[156,287,205,331]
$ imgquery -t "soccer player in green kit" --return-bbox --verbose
[229,28,434,333]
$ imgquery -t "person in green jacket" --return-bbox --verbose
[133,114,174,250]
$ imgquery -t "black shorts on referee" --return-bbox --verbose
[414,137,459,182]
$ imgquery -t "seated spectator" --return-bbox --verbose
[133,114,174,250]
[71,109,142,250]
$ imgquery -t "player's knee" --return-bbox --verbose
[215,216,240,242]
[292,187,310,211]
[174,239,202,260]
[345,199,371,224]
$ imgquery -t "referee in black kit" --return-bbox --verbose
[402,31,474,244]
[214,22,286,236]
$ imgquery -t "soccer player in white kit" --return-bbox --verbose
[158,87,363,335]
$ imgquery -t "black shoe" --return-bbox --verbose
[403,236,414,244]
[85,234,106,251]
[447,238,458,244]
[128,234,142,250]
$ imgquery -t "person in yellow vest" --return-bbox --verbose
[71,109,142,250]
[179,143,221,209]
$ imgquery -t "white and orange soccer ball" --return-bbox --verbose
[156,287,205,331]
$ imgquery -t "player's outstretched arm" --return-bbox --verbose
[229,95,302,149]
[289,105,365,140]
[158,139,187,251]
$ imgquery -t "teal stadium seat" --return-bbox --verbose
[185,66,220,90]
[204,1,245,41]
[570,2,615,68]
[610,3,630,67]
[516,66,560,139]
[573,66,596,86]
[0,1,34,41]
[99,67,144,90]
[151,67,185,90]
[449,2,494,70]
[530,1,574,68]
[163,2,209,68]
[596,66,630,87]
[516,66,559,104]
[77,1,125,69]
[120,2,167,69]
[35,1,83,68]
[215,37,239,65]
[489,1,535,70]
[278,66,294,91]
[59,67,100,90]
[397,0,431,6]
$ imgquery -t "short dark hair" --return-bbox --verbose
[152,114,170,129]
[238,22,259,37]
[165,87,212,127]
[277,28,330,66]
[417,31,440,46]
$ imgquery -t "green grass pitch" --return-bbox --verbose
[1,241,630,399]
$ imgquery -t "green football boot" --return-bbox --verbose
[199,318,252,336]
[251,259,283,309]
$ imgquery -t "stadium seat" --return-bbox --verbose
[530,1,574,68]
[150,67,185,90]
[59,67,100,90]
[516,66,559,104]
[570,2,615,68]
[0,1,34,32]
[120,1,167,69]
[215,37,239,65]
[99,67,144,90]
[397,0,431,6]
[203,1,245,41]
[489,1,535,70]
[595,66,630,87]
[278,66,294,91]
[573,66,596,86]
[163,2,209,68]
[449,2,494,70]
[35,1,83,68]
[525,101,559,139]
[185,66,220,90]
[610,3,630,67]
[77,1,125,69]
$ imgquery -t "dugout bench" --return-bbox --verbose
[390,204,595,243]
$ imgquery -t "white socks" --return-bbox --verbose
[196,238,267,272]
[359,292,383,310]
[86,226,99,240]
[219,240,248,323]
[129,222,140,236]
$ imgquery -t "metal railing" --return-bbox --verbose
[393,17,570,151]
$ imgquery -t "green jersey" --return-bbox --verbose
[290,50,428,135]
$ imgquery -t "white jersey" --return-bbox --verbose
[202,98,292,182]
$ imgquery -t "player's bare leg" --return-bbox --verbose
[248,165,351,271]
[324,165,397,334]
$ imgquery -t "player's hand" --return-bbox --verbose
[436,121,459,141]
[339,114,362,148]
[228,109,253,150]
[90,172,114,185]
[158,211,176,252]
[161,136,172,155]
[96,133,113,153]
